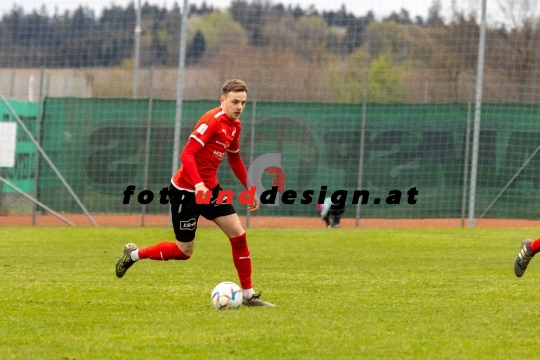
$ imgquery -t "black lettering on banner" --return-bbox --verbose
[386,190,402,204]
[300,190,314,204]
[407,187,419,204]
[260,186,279,205]
[330,190,348,208]
[119,186,419,206]
[138,190,154,205]
[317,186,327,204]
[352,190,369,205]
[281,190,297,205]
[159,187,169,204]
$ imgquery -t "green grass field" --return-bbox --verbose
[1,226,539,359]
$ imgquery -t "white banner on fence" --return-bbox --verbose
[0,122,17,167]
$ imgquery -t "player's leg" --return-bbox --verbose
[201,186,252,295]
[201,186,274,306]
[323,215,332,228]
[211,213,252,295]
[514,237,540,277]
[332,209,345,228]
[331,210,339,228]
[137,186,196,259]
[115,186,195,278]
[115,243,138,278]
[212,213,275,307]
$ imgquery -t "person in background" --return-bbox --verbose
[318,196,345,228]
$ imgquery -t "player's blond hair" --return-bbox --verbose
[221,79,249,96]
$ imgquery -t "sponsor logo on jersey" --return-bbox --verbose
[213,150,225,159]
[216,140,230,148]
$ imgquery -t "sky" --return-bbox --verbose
[0,0,511,25]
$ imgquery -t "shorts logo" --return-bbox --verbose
[179,218,196,230]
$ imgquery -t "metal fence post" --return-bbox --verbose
[468,0,487,228]
[172,0,189,178]
[355,72,368,228]
[32,67,45,225]
[141,67,155,226]
[460,71,474,227]
[170,0,189,227]
[132,0,142,99]
[246,69,259,228]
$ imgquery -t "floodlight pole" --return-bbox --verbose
[32,67,45,225]
[468,0,487,228]
[141,67,155,227]
[170,0,189,226]
[355,72,368,227]
[246,69,259,229]
[0,91,98,226]
[132,0,142,99]
[172,0,189,177]
[460,71,474,228]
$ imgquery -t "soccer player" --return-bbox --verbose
[318,196,345,228]
[514,238,540,277]
[115,79,275,307]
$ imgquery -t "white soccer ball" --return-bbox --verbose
[211,281,243,310]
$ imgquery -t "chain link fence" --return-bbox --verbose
[0,0,539,226]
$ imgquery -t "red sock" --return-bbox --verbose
[230,233,252,290]
[138,242,190,261]
[529,238,540,254]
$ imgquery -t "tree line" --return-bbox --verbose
[0,0,509,67]
[0,0,538,102]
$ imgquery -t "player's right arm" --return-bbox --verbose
[179,140,209,195]
[178,114,216,194]
[179,139,204,188]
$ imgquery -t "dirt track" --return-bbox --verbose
[1,213,540,228]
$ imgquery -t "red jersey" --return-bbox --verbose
[172,106,243,191]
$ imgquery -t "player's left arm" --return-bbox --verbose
[227,124,248,188]
[227,150,248,188]
[227,125,259,212]
[228,151,259,212]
